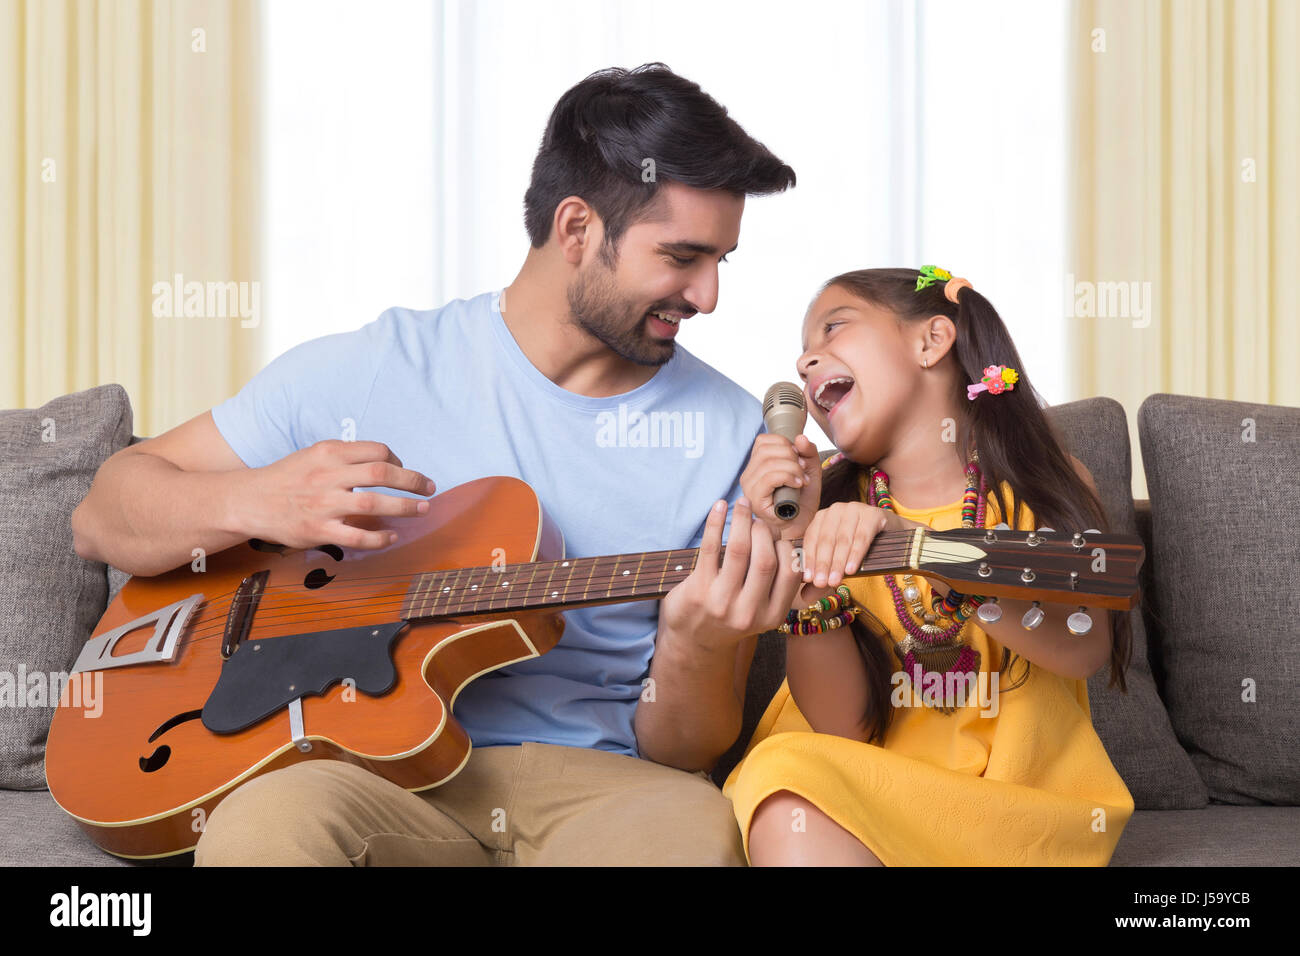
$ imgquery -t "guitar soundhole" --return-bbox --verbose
[248,539,287,554]
[304,568,335,589]
[139,746,171,773]
[314,544,344,561]
[148,709,203,743]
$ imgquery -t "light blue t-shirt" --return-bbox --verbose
[211,289,763,757]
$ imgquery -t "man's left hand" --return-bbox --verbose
[659,497,802,654]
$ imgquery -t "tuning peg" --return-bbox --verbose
[1021,601,1045,630]
[1026,526,1054,546]
[977,598,1002,623]
[1067,608,1094,635]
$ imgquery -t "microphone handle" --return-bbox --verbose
[773,485,800,521]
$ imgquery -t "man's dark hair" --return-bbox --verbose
[523,63,796,259]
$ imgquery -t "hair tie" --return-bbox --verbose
[915,265,973,304]
[943,277,971,302]
[967,364,1019,401]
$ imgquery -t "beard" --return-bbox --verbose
[566,255,675,367]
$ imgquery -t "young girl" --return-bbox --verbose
[725,266,1136,866]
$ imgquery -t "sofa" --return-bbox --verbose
[2,384,1297,866]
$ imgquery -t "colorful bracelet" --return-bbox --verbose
[779,585,859,635]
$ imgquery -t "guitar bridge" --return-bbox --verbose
[222,570,270,659]
[71,593,204,674]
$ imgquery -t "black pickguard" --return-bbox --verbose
[201,621,409,734]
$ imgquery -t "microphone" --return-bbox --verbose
[762,382,808,521]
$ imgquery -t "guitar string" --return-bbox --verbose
[142,540,1119,650]
[150,531,1123,646]
[187,532,915,596]
[172,528,1097,624]
[181,540,922,620]
[160,537,1124,649]
[166,542,924,647]
[153,542,929,648]
[167,527,955,599]
[146,525,1037,612]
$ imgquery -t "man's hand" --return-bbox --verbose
[242,439,437,551]
[659,497,802,654]
[739,433,822,541]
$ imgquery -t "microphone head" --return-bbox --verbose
[762,381,807,443]
[763,381,806,417]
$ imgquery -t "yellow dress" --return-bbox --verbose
[723,479,1135,866]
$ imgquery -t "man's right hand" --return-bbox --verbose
[242,439,436,551]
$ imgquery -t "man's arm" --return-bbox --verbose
[634,498,801,772]
[633,430,821,772]
[72,411,436,577]
[71,411,259,576]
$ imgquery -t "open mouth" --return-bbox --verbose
[813,376,855,415]
[646,310,690,337]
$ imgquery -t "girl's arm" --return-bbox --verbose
[783,503,918,740]
[784,620,875,741]
[738,437,883,740]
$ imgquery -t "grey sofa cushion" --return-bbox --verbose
[0,790,189,866]
[1109,805,1300,866]
[1138,394,1300,805]
[1047,397,1208,809]
[0,384,134,788]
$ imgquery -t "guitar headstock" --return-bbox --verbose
[914,526,1145,611]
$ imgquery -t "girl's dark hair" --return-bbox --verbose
[816,268,1133,743]
[523,63,796,259]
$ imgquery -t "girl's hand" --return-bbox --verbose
[796,502,926,590]
[739,433,822,541]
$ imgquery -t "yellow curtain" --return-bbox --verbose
[0,0,263,437]
[1069,0,1300,499]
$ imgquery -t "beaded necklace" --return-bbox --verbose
[863,448,990,714]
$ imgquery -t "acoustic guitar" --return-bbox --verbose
[45,475,1144,858]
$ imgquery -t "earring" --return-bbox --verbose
[922,358,929,368]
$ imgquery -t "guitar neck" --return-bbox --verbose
[402,530,921,620]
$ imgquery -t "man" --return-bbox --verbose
[71,63,810,866]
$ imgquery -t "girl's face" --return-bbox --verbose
[797,285,917,463]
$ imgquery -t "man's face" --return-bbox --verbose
[566,181,744,366]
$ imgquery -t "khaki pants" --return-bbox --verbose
[193,742,746,866]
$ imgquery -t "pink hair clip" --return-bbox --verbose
[967,364,1019,400]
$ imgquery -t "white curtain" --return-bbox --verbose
[264,0,1069,448]
[1,0,263,436]
[1069,0,1300,499]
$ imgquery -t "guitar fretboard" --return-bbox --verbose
[401,530,918,620]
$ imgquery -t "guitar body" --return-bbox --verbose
[45,476,566,859]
